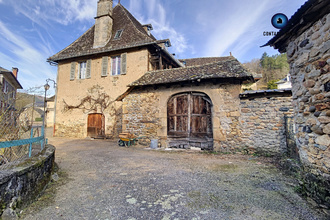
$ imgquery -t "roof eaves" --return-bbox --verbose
[48,41,158,62]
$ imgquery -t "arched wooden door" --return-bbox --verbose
[167,92,213,150]
[87,113,105,138]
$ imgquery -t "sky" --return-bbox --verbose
[0,0,307,96]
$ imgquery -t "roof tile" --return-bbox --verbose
[130,57,253,86]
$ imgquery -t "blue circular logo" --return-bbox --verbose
[271,13,288,29]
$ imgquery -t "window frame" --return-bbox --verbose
[114,30,123,39]
[78,61,87,79]
[111,56,121,76]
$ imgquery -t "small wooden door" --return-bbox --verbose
[87,113,105,138]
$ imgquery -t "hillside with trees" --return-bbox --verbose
[243,52,289,89]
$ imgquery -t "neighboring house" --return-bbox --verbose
[264,0,330,208]
[18,101,45,127]
[45,95,55,128]
[275,74,292,89]
[0,67,23,127]
[241,73,263,91]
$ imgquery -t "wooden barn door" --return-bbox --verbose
[87,113,105,138]
[167,92,213,149]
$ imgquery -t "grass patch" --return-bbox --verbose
[19,163,71,217]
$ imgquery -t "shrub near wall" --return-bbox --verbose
[240,91,294,155]
[0,145,55,217]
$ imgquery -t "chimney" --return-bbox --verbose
[93,0,113,48]
[12,67,18,78]
[142,24,153,36]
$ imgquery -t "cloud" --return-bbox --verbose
[202,0,276,58]
[6,0,97,27]
[0,21,56,92]
[128,0,189,55]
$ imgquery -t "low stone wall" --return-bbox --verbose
[240,91,294,155]
[0,145,55,218]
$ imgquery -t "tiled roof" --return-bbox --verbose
[130,57,253,86]
[262,0,329,52]
[240,88,292,98]
[179,57,233,67]
[48,4,158,62]
[0,66,23,89]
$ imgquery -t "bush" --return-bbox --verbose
[267,80,278,89]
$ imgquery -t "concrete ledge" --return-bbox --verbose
[0,145,55,217]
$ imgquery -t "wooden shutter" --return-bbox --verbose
[70,62,76,80]
[121,53,127,75]
[101,56,108,76]
[86,59,92,79]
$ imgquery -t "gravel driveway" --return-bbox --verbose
[20,136,327,220]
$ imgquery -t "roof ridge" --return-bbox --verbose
[180,56,232,60]
[119,4,154,42]
[49,25,95,60]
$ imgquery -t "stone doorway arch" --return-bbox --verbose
[167,92,213,150]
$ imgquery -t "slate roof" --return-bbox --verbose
[130,57,253,87]
[48,4,159,62]
[262,0,330,52]
[179,57,233,67]
[240,88,292,99]
[0,67,23,89]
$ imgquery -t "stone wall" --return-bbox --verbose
[240,93,294,155]
[0,145,55,218]
[286,12,330,208]
[122,82,245,151]
[122,90,161,145]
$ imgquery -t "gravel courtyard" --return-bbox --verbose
[20,135,327,220]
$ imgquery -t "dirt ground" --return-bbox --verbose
[20,131,328,220]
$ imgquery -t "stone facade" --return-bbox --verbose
[240,94,294,155]
[286,13,330,207]
[287,13,330,174]
[54,49,150,138]
[123,86,294,155]
[123,82,247,151]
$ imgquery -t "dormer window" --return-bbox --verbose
[114,30,123,39]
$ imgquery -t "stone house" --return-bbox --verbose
[45,96,55,128]
[264,0,330,209]
[48,0,182,138]
[0,67,23,128]
[118,56,253,151]
[0,67,22,112]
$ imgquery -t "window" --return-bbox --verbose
[114,30,123,39]
[79,62,87,79]
[111,56,121,76]
[3,81,8,93]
